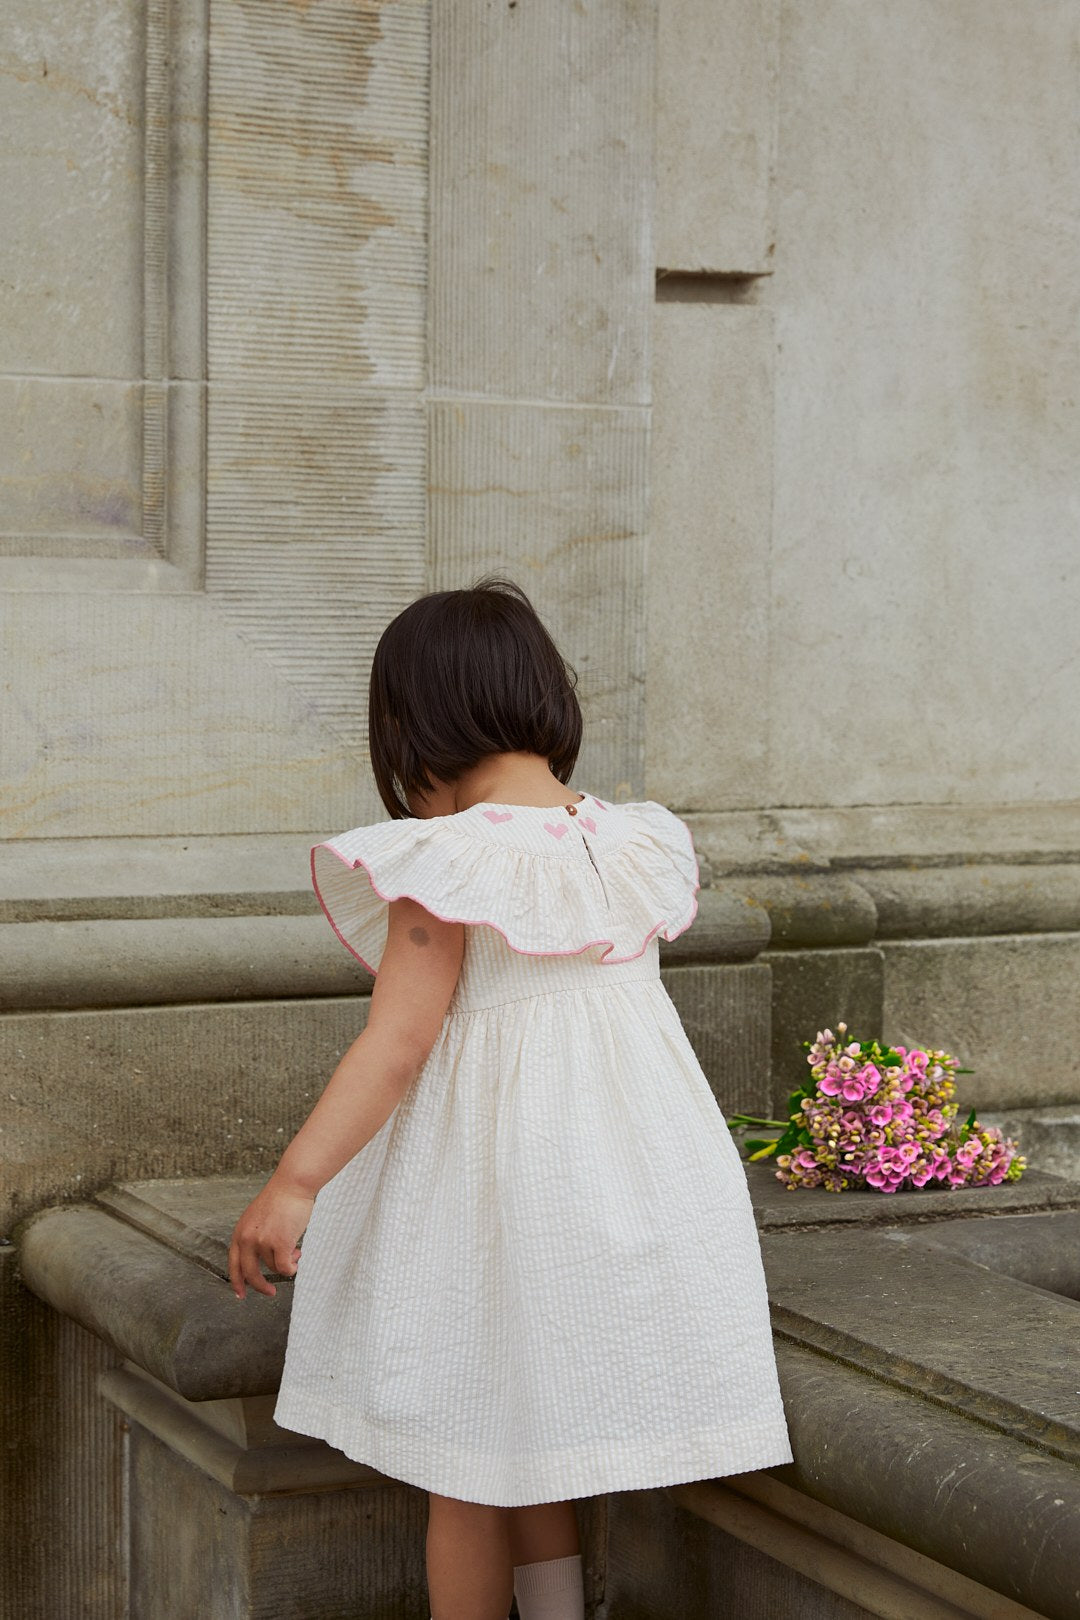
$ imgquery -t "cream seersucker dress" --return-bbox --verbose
[273,791,794,1505]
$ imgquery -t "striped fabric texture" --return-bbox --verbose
[273,792,794,1505]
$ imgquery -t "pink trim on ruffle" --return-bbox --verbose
[310,838,701,978]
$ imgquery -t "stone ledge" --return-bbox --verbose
[0,886,768,1014]
[685,800,1080,873]
[1,915,372,1010]
[743,1157,1080,1231]
[3,813,1079,996]
[666,1475,1039,1620]
[762,1220,1080,1465]
[99,1362,395,1496]
[0,833,326,923]
[737,874,876,949]
[855,863,1080,939]
[15,1203,289,1400]
[763,1340,1080,1619]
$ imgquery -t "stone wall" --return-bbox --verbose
[647,0,1080,815]
[3,1,1080,1614]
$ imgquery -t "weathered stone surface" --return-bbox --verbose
[606,1482,874,1620]
[428,401,649,796]
[0,832,320,923]
[659,883,770,965]
[93,1175,285,1281]
[856,863,1080,939]
[742,1157,1080,1233]
[747,876,877,950]
[656,0,779,274]
[125,1419,429,1620]
[0,0,144,378]
[764,1,1080,807]
[208,0,427,390]
[3,900,772,1011]
[882,935,1080,1109]
[662,962,771,1116]
[204,388,426,753]
[670,1471,1047,1620]
[17,1203,290,1399]
[762,1222,1080,1463]
[686,802,1080,876]
[977,1106,1080,1183]
[429,0,654,405]
[101,1362,387,1495]
[1,1244,126,1620]
[0,379,143,552]
[2,590,370,840]
[902,1210,1080,1303]
[1,0,428,837]
[2,916,371,1010]
[765,947,884,1116]
[0,995,372,1229]
[771,1340,1080,1620]
[1,0,206,600]
[647,305,774,809]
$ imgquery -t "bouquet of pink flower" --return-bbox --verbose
[728,1023,1026,1194]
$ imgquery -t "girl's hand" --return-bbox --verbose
[228,1175,315,1301]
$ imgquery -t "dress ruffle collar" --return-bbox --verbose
[311,794,700,975]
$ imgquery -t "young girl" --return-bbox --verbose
[228,575,793,1620]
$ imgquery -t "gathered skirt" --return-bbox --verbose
[273,932,794,1505]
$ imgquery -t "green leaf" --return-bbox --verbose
[957,1107,977,1144]
[748,1142,779,1161]
[772,1126,802,1158]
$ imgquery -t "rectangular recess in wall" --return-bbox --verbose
[0,0,207,593]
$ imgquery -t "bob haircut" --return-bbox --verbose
[368,574,583,819]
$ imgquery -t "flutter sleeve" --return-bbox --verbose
[310,816,471,976]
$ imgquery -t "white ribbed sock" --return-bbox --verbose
[513,1552,585,1620]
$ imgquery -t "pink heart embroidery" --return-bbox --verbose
[592,798,608,810]
[544,822,568,840]
[482,809,513,823]
[579,815,597,834]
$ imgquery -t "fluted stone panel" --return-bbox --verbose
[1,0,430,835]
[429,0,654,406]
[662,962,771,1117]
[208,0,426,389]
[1,1249,126,1620]
[205,388,425,746]
[1,593,363,839]
[428,401,648,795]
[426,0,656,798]
[206,0,428,754]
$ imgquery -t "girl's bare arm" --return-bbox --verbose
[228,896,464,1297]
[274,895,466,1196]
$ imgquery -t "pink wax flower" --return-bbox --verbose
[733,1028,1027,1196]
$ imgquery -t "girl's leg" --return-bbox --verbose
[509,1502,584,1620]
[425,1492,514,1620]
[506,1500,581,1565]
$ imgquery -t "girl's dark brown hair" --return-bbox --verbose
[368,574,583,819]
